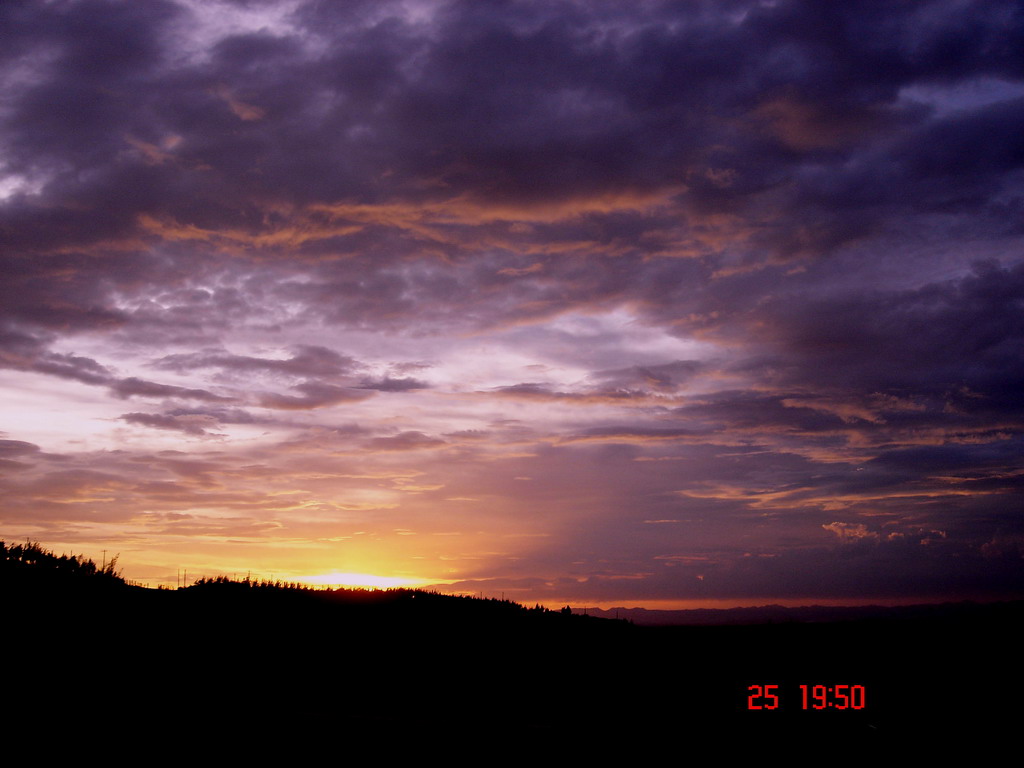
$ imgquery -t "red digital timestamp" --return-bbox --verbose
[747,684,866,710]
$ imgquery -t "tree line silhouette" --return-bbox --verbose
[1,539,609,630]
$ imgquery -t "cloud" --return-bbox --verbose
[357,376,430,392]
[120,412,223,436]
[109,377,229,402]
[153,345,358,377]
[590,361,703,393]
[823,522,877,542]
[367,431,446,452]
[0,331,112,384]
[0,328,231,401]
[257,382,376,410]
[0,439,42,458]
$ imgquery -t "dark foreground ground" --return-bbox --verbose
[6,575,1019,757]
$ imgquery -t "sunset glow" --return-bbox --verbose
[1,0,1022,609]
[299,572,436,590]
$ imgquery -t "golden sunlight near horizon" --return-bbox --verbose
[300,571,439,590]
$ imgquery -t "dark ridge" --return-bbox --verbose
[4,540,1017,756]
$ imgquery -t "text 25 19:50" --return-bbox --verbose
[747,684,866,710]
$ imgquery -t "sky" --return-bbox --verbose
[1,0,1023,608]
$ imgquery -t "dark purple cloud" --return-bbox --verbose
[256,381,375,410]
[590,361,703,393]
[357,376,430,392]
[120,411,222,436]
[153,346,357,377]
[367,431,446,452]
[0,439,42,458]
[110,377,229,402]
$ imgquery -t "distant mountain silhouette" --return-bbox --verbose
[584,600,1024,625]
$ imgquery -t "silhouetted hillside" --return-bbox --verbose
[4,541,1017,756]
[3,540,625,643]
